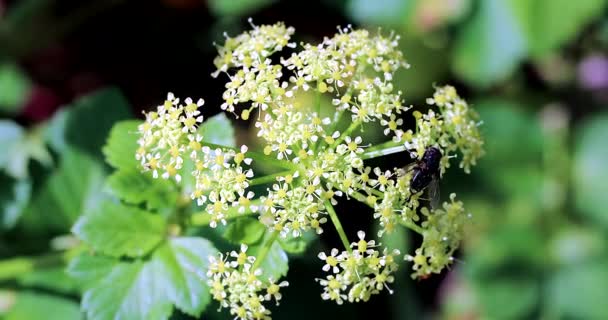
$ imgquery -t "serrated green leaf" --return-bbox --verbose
[66,254,116,291]
[21,148,106,232]
[0,173,31,229]
[73,237,217,319]
[573,114,608,228]
[250,232,288,281]
[278,230,316,255]
[64,88,131,160]
[453,0,527,87]
[81,260,173,320]
[547,261,608,319]
[0,62,31,113]
[199,113,236,147]
[154,238,217,316]
[3,291,81,320]
[106,168,177,210]
[102,120,141,170]
[72,202,165,258]
[223,217,266,245]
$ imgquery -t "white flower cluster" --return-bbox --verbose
[207,245,289,320]
[136,93,255,228]
[317,231,400,304]
[405,193,470,279]
[405,85,484,174]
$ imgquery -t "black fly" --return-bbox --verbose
[399,147,442,208]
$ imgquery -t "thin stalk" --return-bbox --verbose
[332,120,361,147]
[361,140,406,160]
[252,230,280,270]
[399,220,424,235]
[249,170,294,186]
[324,200,353,253]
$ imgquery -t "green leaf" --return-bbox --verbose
[0,62,31,113]
[0,120,51,179]
[0,173,31,229]
[347,0,415,26]
[278,230,316,255]
[547,260,608,319]
[154,238,217,316]
[81,260,173,320]
[64,88,131,160]
[453,0,527,87]
[208,0,275,17]
[223,217,266,245]
[66,254,116,290]
[525,0,607,56]
[73,237,217,319]
[106,168,177,210]
[573,115,608,228]
[475,277,538,319]
[72,202,165,258]
[3,291,81,320]
[200,113,236,147]
[102,120,141,170]
[21,148,106,232]
[250,232,288,281]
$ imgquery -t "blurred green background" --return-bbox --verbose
[1,0,607,319]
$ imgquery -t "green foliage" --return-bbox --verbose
[102,120,141,170]
[347,0,415,26]
[70,238,217,320]
[0,62,31,114]
[208,0,275,17]
[63,88,131,160]
[250,232,289,281]
[0,120,51,179]
[453,0,527,87]
[278,231,316,254]
[197,113,236,147]
[72,202,166,258]
[1,291,81,320]
[106,169,177,210]
[20,148,106,232]
[573,115,608,228]
[547,261,608,319]
[0,174,31,229]
[223,217,266,245]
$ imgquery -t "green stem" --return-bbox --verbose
[202,142,298,170]
[249,170,294,186]
[191,199,262,226]
[315,89,322,115]
[399,219,424,235]
[360,140,406,160]
[324,200,353,253]
[252,230,280,270]
[332,120,361,147]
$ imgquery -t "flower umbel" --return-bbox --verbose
[134,20,485,318]
[207,246,288,320]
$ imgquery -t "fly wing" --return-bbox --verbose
[397,162,418,177]
[427,175,441,209]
